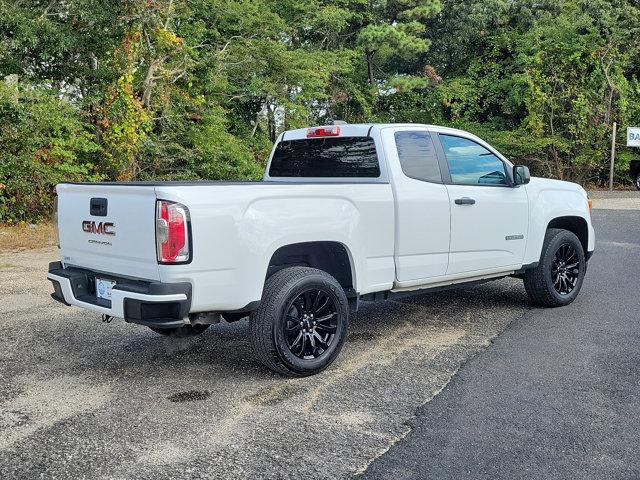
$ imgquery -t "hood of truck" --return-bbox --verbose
[56,183,161,281]
[528,176,588,198]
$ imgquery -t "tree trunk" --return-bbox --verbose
[604,87,614,126]
[267,104,276,143]
[250,110,260,137]
[142,58,163,110]
[366,49,376,86]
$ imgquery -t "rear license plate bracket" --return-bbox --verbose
[95,278,116,300]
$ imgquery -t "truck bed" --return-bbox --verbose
[55,180,396,312]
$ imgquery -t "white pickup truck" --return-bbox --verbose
[49,123,595,376]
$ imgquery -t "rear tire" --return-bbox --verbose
[250,267,349,377]
[523,228,586,307]
[635,172,640,191]
[150,324,210,338]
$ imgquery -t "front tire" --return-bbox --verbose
[523,228,586,307]
[250,267,349,377]
[635,172,640,191]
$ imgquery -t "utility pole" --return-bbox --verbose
[609,122,617,192]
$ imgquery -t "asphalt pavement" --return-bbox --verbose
[0,193,637,479]
[363,205,640,479]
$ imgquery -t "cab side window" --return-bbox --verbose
[440,134,507,186]
[395,131,442,183]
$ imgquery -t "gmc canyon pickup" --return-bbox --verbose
[49,123,595,376]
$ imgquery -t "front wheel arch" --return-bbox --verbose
[546,216,589,258]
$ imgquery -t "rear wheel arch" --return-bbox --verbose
[265,241,356,291]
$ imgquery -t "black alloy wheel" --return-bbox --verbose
[523,228,586,307]
[250,266,349,377]
[551,243,580,295]
[283,289,338,360]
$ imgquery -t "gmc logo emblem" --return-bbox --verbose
[82,221,115,236]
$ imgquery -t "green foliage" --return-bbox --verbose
[0,81,100,223]
[100,30,151,181]
[412,0,640,183]
[1,0,640,222]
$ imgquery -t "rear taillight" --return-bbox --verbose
[156,200,190,263]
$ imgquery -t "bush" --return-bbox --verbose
[0,81,100,223]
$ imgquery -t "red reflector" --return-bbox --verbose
[307,126,341,138]
[156,200,190,263]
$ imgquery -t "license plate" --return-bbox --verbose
[95,278,116,300]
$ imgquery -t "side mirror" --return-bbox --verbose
[513,165,530,186]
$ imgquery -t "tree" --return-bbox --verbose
[2,0,640,222]
[355,0,442,87]
[0,78,99,222]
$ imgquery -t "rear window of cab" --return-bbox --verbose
[269,137,380,178]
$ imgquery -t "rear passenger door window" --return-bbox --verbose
[439,134,507,186]
[395,131,442,183]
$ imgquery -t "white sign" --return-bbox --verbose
[627,127,640,147]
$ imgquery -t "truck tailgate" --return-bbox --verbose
[56,184,161,281]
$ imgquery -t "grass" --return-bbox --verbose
[0,222,57,252]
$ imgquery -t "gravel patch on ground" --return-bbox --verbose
[0,248,529,479]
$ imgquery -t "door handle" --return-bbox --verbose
[455,197,476,205]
